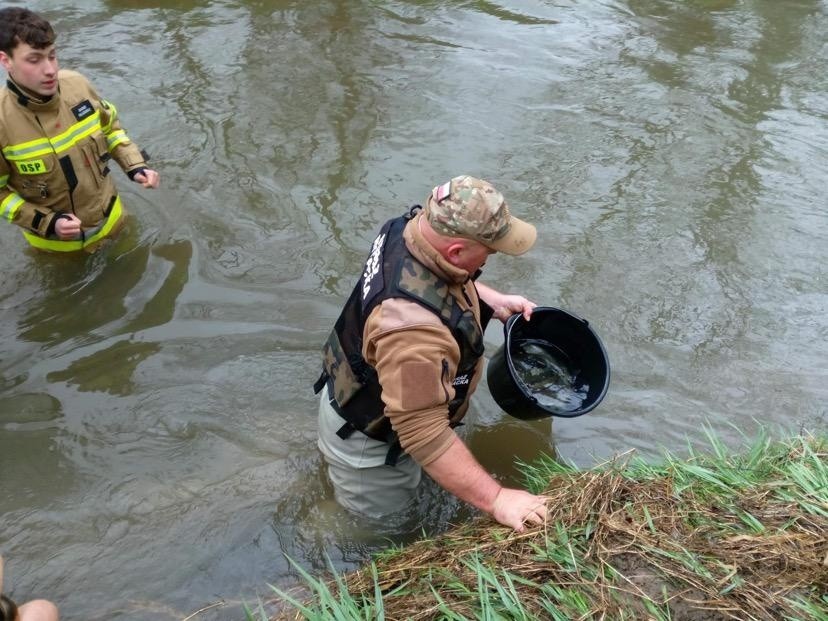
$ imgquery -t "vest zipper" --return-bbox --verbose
[441,359,451,404]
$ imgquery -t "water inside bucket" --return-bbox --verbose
[510,339,589,412]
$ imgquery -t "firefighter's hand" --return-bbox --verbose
[133,168,160,189]
[54,214,82,239]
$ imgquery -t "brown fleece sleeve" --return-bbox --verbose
[364,300,463,466]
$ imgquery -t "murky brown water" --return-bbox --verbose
[1,1,826,619]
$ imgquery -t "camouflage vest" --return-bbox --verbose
[314,207,487,465]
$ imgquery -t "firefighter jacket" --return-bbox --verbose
[0,69,148,251]
[315,207,493,466]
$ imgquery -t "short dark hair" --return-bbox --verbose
[0,8,55,56]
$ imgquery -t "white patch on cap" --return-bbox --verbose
[433,181,452,202]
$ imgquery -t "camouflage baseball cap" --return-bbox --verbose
[425,175,537,256]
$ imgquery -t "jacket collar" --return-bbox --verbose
[404,211,471,286]
[6,76,60,112]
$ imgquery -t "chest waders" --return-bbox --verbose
[314,207,492,466]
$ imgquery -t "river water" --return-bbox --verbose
[1,1,825,619]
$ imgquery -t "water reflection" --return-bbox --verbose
[16,220,148,345]
[46,340,161,396]
[0,393,66,511]
[470,0,559,26]
[465,413,556,489]
[118,239,192,334]
[16,237,191,395]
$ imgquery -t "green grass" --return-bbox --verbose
[245,429,827,621]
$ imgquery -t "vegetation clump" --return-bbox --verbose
[257,430,827,620]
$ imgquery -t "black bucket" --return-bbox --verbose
[487,307,610,419]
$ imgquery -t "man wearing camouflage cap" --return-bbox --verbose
[314,175,549,532]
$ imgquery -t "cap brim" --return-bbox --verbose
[487,217,537,256]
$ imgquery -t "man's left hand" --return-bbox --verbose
[475,283,537,322]
[491,294,536,323]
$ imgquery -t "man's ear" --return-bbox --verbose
[444,241,466,267]
[0,51,12,72]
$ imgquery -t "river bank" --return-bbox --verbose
[255,430,827,620]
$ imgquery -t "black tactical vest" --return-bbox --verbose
[314,207,492,465]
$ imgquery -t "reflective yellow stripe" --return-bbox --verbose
[2,137,52,160]
[100,100,118,133]
[49,113,101,153]
[79,197,124,246]
[1,193,24,221]
[23,229,85,251]
[21,196,123,252]
[107,130,128,151]
[2,111,101,160]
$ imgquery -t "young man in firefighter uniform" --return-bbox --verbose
[0,7,159,253]
[315,175,550,532]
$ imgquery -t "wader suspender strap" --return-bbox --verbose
[384,440,403,466]
[313,371,328,395]
[315,382,362,444]
[327,386,400,466]
[320,377,404,465]
[335,420,357,440]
